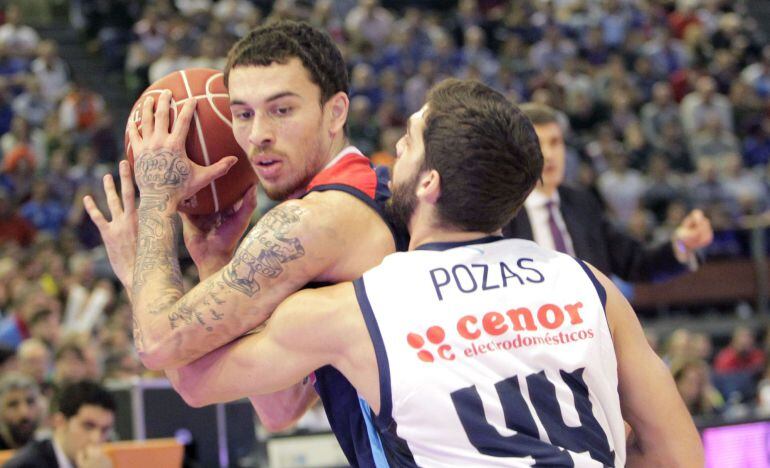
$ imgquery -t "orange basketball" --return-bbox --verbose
[125,68,256,214]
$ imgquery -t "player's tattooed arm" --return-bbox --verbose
[222,205,306,296]
[132,198,317,370]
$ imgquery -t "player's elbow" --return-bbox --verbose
[137,341,181,371]
[171,372,213,408]
[258,413,301,433]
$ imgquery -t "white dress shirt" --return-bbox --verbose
[523,190,576,255]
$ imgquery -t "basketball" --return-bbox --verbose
[125,68,256,214]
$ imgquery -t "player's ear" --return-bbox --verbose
[417,169,441,205]
[326,91,348,136]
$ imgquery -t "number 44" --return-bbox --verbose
[451,368,616,466]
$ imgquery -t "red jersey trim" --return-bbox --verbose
[305,153,377,200]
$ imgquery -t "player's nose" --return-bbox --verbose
[248,116,275,149]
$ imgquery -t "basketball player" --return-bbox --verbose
[163,79,703,466]
[85,21,402,461]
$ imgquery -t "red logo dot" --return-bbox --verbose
[426,326,445,344]
[417,350,434,362]
[407,333,425,348]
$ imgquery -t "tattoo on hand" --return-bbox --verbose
[135,149,191,191]
[223,205,306,296]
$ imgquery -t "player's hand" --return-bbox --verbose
[83,159,138,295]
[76,445,113,468]
[181,184,258,279]
[674,209,714,252]
[127,91,237,209]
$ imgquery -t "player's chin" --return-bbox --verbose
[261,179,301,201]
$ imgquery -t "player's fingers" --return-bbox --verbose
[141,95,154,140]
[127,117,142,157]
[83,195,109,229]
[104,174,123,216]
[119,160,136,213]
[154,89,172,137]
[240,184,259,215]
[170,98,196,147]
[190,156,237,194]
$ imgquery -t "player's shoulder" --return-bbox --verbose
[306,151,380,197]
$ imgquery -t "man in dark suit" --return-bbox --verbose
[503,104,713,282]
[5,381,116,468]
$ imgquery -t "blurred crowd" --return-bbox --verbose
[0,0,769,444]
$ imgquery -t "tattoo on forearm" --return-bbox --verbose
[140,192,172,212]
[166,279,230,332]
[133,209,182,290]
[223,205,306,296]
[135,149,191,190]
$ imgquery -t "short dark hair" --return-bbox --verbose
[224,20,348,104]
[518,103,559,126]
[422,79,543,232]
[54,381,116,419]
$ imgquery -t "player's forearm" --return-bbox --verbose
[131,194,186,367]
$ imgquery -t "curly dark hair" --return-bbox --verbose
[422,79,544,232]
[224,20,349,104]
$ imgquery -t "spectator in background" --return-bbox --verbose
[690,110,740,166]
[30,41,70,105]
[52,341,89,389]
[12,78,53,129]
[0,372,42,450]
[714,326,766,377]
[58,82,105,135]
[188,35,225,70]
[673,359,724,417]
[17,338,51,388]
[642,27,691,76]
[0,5,40,59]
[5,381,116,468]
[740,44,770,99]
[529,24,576,71]
[0,187,35,247]
[20,180,70,236]
[742,117,770,168]
[680,75,734,140]
[640,82,681,146]
[597,151,647,226]
[642,153,684,223]
[147,43,190,83]
[24,306,61,351]
[345,0,394,49]
[721,153,767,215]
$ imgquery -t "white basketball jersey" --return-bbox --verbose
[355,236,625,467]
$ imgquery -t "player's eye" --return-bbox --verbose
[272,106,293,116]
[233,110,253,121]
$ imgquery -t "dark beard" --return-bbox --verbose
[8,419,36,446]
[385,172,419,237]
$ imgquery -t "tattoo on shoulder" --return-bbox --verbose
[223,205,306,297]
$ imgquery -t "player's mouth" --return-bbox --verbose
[253,158,283,179]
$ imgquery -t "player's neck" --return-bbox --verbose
[408,217,500,251]
[322,136,350,166]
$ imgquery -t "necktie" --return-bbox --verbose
[546,200,569,254]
